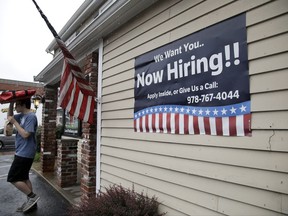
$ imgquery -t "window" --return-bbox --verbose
[56,108,82,137]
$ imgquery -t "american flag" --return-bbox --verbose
[134,101,251,136]
[32,0,95,124]
[56,38,95,124]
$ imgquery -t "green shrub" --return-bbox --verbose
[69,185,166,216]
[34,152,41,162]
[36,125,42,152]
[56,125,63,139]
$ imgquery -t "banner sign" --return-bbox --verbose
[134,14,251,136]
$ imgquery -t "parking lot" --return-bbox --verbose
[0,152,72,216]
[0,127,15,150]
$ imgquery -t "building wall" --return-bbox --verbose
[100,0,288,215]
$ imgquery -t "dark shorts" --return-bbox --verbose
[7,155,34,183]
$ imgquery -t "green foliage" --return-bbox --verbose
[70,185,166,216]
[36,125,62,148]
[36,125,42,152]
[34,152,41,162]
[56,125,63,139]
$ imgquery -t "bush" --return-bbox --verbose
[36,125,42,152]
[34,152,41,162]
[69,185,166,216]
[56,125,63,139]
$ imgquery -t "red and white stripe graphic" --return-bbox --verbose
[134,102,251,136]
[134,113,251,136]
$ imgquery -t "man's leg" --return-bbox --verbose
[8,156,39,212]
[25,179,33,192]
[13,180,38,212]
[12,181,32,195]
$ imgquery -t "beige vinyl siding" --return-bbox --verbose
[100,0,288,215]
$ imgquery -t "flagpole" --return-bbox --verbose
[31,0,60,39]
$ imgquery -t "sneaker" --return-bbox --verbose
[23,195,40,213]
[16,202,38,212]
[16,202,26,212]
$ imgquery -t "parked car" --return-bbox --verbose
[0,127,16,150]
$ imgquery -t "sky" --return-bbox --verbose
[0,0,84,82]
[0,0,84,126]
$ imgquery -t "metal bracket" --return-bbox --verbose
[95,97,101,104]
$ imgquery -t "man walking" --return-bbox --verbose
[6,98,40,213]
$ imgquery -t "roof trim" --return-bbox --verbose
[34,0,158,84]
[45,0,106,53]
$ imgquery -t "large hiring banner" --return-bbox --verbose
[134,14,251,136]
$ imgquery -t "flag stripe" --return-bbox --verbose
[189,115,194,134]
[74,91,83,120]
[142,115,146,132]
[134,117,138,132]
[145,115,149,132]
[171,113,175,134]
[166,113,171,133]
[155,113,159,132]
[159,113,163,133]
[175,113,180,134]
[198,117,205,135]
[229,116,237,136]
[216,117,223,136]
[204,117,211,135]
[184,114,189,134]
[140,116,143,132]
[152,114,156,132]
[69,82,80,117]
[163,113,167,133]
[59,71,74,107]
[209,117,217,135]
[193,116,200,134]
[236,115,244,136]
[222,117,229,136]
[179,114,184,134]
[62,80,75,113]
[148,114,153,133]
[244,114,251,136]
[83,96,92,122]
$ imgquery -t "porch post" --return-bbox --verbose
[41,86,58,172]
[81,52,98,202]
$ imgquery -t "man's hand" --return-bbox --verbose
[7,116,16,124]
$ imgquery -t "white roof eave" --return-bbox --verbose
[34,0,158,85]
[45,0,106,54]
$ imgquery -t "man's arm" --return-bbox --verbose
[7,115,31,139]
[4,102,15,136]
[7,102,30,139]
[7,102,14,117]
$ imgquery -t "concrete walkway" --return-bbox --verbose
[32,161,82,205]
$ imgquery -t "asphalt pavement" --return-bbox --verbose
[0,152,72,216]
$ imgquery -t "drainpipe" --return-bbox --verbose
[96,38,103,194]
